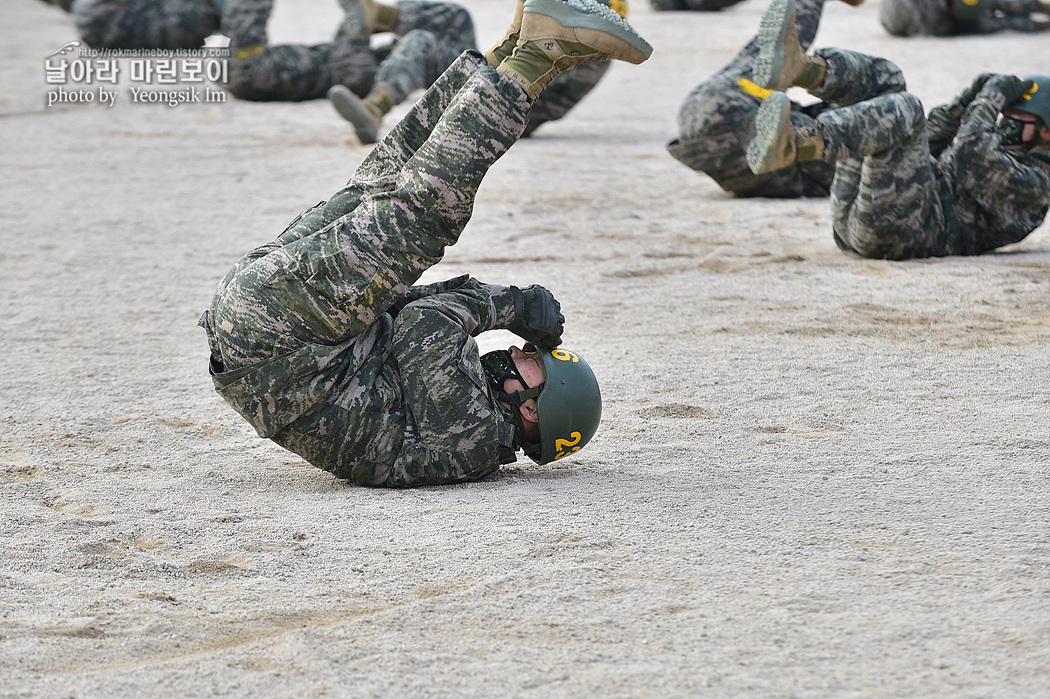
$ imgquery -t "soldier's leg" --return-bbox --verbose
[818,92,951,259]
[223,0,347,101]
[209,51,517,367]
[670,0,833,196]
[328,2,476,142]
[807,47,906,106]
[878,0,955,36]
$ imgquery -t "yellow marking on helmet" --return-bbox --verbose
[738,78,774,100]
[608,0,629,18]
[1022,81,1039,101]
[554,431,582,459]
[551,349,579,362]
[962,0,979,6]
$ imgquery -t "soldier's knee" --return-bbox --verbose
[895,92,926,131]
[397,28,440,54]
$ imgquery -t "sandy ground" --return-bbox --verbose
[3,0,1050,696]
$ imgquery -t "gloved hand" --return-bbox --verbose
[980,74,1035,106]
[955,73,995,109]
[509,284,564,347]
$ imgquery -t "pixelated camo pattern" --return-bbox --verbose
[222,0,473,102]
[72,0,220,50]
[204,52,531,486]
[667,0,834,197]
[879,0,1046,36]
[810,50,1050,259]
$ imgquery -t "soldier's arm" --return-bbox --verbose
[381,293,520,486]
[952,80,1050,247]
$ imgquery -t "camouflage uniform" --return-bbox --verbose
[200,51,534,487]
[805,49,1050,259]
[650,0,746,11]
[222,0,474,102]
[667,0,835,197]
[880,0,1047,36]
[71,0,221,50]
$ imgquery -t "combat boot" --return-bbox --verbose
[753,0,827,90]
[496,0,652,102]
[328,84,393,144]
[746,91,824,174]
[486,0,525,67]
[338,0,399,36]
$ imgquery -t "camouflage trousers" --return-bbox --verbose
[649,0,746,11]
[808,48,960,259]
[879,0,1046,35]
[211,50,529,367]
[222,0,474,102]
[71,0,220,50]
[668,0,835,197]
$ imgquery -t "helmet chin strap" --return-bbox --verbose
[480,349,545,448]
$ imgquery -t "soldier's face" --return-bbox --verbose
[507,345,546,391]
[504,345,547,424]
[1001,108,1050,150]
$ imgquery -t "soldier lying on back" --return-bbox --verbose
[746,0,1050,260]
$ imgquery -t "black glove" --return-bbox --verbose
[955,73,995,110]
[981,74,1035,106]
[509,284,564,347]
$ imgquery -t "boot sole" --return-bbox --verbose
[753,0,794,90]
[746,91,792,174]
[327,85,379,144]
[520,0,653,64]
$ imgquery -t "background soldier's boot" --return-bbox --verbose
[496,0,652,102]
[486,0,525,67]
[746,91,824,174]
[338,0,399,36]
[753,0,827,90]
[328,84,393,143]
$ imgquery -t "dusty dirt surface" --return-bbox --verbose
[3,0,1049,696]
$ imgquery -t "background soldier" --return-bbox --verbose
[71,0,222,50]
[666,0,860,198]
[880,0,1050,36]
[328,0,636,143]
[747,0,1050,259]
[649,0,747,12]
[199,0,651,487]
[223,0,474,106]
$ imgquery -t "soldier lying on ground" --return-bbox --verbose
[71,0,222,50]
[746,0,1050,260]
[880,0,1050,37]
[327,0,635,143]
[667,0,861,198]
[198,0,652,487]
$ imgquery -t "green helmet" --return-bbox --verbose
[952,0,991,20]
[1011,75,1050,129]
[530,347,602,465]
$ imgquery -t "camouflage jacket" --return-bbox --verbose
[928,85,1050,255]
[206,275,521,487]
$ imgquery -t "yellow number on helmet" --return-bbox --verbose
[551,349,579,363]
[554,431,582,459]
